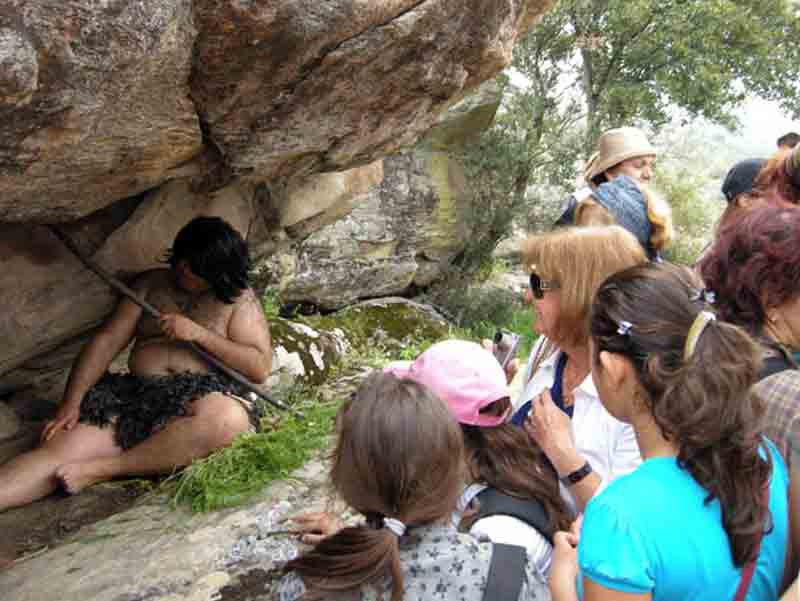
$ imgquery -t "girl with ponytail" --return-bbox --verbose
[276,372,550,601]
[549,262,789,601]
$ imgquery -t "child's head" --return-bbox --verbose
[589,262,760,428]
[384,340,510,426]
[287,371,463,601]
[386,340,573,533]
[332,371,464,524]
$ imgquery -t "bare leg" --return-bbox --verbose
[0,424,119,512]
[57,393,250,493]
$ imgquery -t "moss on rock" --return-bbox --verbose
[268,298,448,388]
[303,298,449,351]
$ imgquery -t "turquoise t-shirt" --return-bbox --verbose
[578,440,788,600]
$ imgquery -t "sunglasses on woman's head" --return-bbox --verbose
[529,272,559,299]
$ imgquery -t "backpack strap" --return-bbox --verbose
[474,488,555,544]
[733,481,771,601]
[483,543,527,601]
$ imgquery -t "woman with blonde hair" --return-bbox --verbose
[512,225,648,513]
[573,176,673,260]
[276,372,550,601]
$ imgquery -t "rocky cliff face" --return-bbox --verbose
[0,1,553,401]
[269,80,502,310]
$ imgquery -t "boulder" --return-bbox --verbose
[0,1,202,222]
[0,0,555,399]
[191,0,551,182]
[304,297,450,349]
[267,319,349,388]
[261,297,450,388]
[1,0,553,223]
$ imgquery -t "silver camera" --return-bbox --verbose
[492,330,520,368]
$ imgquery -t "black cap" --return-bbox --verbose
[721,159,765,203]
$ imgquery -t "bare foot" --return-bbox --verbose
[55,459,113,494]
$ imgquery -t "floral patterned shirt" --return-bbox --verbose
[274,521,550,601]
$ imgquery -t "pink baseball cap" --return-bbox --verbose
[384,339,510,427]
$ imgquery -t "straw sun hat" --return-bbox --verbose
[583,127,657,183]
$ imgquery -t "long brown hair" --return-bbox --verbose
[285,372,464,601]
[460,398,573,533]
[590,262,771,566]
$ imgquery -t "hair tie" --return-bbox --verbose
[684,311,716,359]
[689,288,716,305]
[617,320,633,336]
[383,517,406,537]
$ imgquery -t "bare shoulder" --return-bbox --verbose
[228,288,271,350]
[233,288,267,316]
[230,288,270,332]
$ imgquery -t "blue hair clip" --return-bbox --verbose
[689,288,716,305]
[617,320,633,336]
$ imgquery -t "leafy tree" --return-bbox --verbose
[454,15,591,265]
[448,0,800,282]
[560,0,800,148]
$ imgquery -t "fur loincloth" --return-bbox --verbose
[78,372,263,450]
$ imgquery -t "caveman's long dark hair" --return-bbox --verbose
[590,262,771,566]
[460,398,573,534]
[167,216,250,303]
[285,372,464,601]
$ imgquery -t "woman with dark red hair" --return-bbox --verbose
[700,206,800,593]
[699,206,800,378]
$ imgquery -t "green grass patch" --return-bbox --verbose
[171,393,340,513]
[455,305,537,359]
[261,288,281,320]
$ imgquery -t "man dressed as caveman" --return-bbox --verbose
[0,216,272,511]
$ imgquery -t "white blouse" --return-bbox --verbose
[516,337,642,512]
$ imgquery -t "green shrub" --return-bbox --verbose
[656,166,722,265]
[421,281,538,358]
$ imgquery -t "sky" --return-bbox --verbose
[507,67,800,156]
[736,98,800,155]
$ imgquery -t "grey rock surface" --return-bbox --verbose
[0,456,333,601]
[270,80,503,310]
[0,0,553,419]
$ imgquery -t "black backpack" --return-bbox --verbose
[473,488,555,544]
[483,543,527,601]
[474,489,554,600]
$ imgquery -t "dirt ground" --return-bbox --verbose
[0,480,149,570]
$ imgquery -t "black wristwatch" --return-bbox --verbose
[560,461,593,486]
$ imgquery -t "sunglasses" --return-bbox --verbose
[529,272,559,299]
